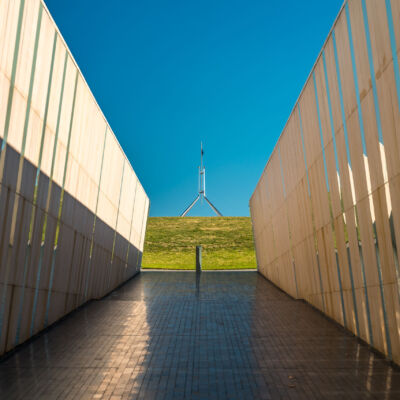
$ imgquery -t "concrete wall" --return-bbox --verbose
[250,0,400,364]
[0,0,149,355]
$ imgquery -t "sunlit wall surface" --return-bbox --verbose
[250,0,400,364]
[0,0,149,355]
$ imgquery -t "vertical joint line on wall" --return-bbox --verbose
[298,105,311,197]
[265,178,279,282]
[84,126,108,299]
[360,0,383,145]
[18,3,43,171]
[111,160,126,264]
[312,73,330,194]
[9,3,43,245]
[250,209,260,271]
[136,195,147,268]
[278,146,286,198]
[316,252,325,312]
[139,199,149,255]
[278,146,298,298]
[53,71,79,248]
[313,70,347,328]
[90,126,108,258]
[343,8,367,157]
[41,70,79,330]
[322,51,340,174]
[345,244,360,335]
[107,159,126,290]
[322,49,360,336]
[372,223,392,358]
[332,30,355,163]
[28,31,58,244]
[41,51,68,244]
[298,104,325,311]
[137,198,149,269]
[125,180,139,267]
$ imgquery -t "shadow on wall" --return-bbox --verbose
[0,142,142,356]
[250,0,400,365]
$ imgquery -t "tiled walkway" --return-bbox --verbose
[0,271,399,399]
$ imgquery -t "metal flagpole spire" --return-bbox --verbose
[180,142,223,217]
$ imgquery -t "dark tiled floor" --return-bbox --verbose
[0,271,399,399]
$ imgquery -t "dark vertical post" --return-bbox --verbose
[196,246,202,272]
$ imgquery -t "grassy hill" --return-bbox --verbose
[142,217,256,270]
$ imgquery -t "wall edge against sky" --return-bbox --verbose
[41,0,148,199]
[250,0,346,203]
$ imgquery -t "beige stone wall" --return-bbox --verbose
[250,0,400,364]
[0,0,149,355]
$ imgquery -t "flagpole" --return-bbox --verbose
[180,142,222,216]
[201,141,203,171]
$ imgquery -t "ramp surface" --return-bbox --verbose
[0,271,398,399]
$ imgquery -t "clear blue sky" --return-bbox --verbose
[45,0,343,216]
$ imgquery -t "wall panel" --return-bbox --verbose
[0,0,149,357]
[250,0,400,364]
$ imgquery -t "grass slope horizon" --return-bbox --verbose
[142,217,257,270]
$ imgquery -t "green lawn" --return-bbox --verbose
[142,217,257,270]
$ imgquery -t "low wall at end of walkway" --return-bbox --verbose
[250,0,400,365]
[0,0,149,356]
